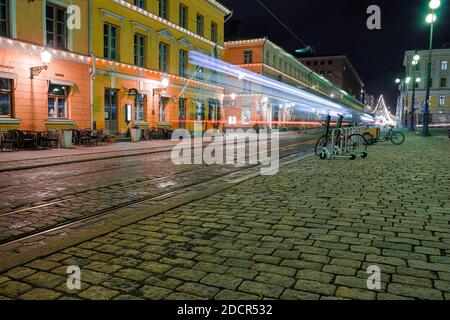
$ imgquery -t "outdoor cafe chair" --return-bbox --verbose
[0,130,20,151]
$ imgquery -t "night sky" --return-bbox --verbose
[219,0,450,109]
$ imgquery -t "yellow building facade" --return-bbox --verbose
[91,0,231,135]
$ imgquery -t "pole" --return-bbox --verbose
[410,73,416,131]
[422,16,434,136]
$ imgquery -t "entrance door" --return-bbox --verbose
[104,88,118,134]
[179,98,186,129]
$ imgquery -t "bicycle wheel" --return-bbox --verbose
[314,135,329,157]
[363,132,376,145]
[390,131,405,145]
[346,134,368,154]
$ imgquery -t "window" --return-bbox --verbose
[46,4,67,49]
[134,0,145,9]
[306,61,311,66]
[196,14,204,37]
[441,61,448,70]
[134,33,145,67]
[159,0,168,19]
[179,49,188,77]
[211,22,218,43]
[328,60,333,65]
[243,80,252,93]
[265,51,270,64]
[104,24,118,60]
[0,0,9,37]
[320,60,325,65]
[441,78,447,88]
[179,4,188,29]
[414,62,420,71]
[439,95,446,106]
[242,107,251,125]
[48,84,68,119]
[211,70,218,84]
[244,50,253,64]
[313,61,318,66]
[134,94,146,121]
[159,97,169,123]
[0,78,12,117]
[159,42,169,72]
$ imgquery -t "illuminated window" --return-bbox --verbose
[48,84,68,119]
[134,94,146,122]
[0,78,12,117]
[439,95,445,106]
[441,61,448,70]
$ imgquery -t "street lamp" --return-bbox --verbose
[422,0,441,136]
[30,49,52,79]
[407,54,422,131]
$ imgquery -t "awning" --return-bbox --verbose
[160,93,172,98]
[0,72,18,80]
[50,79,75,87]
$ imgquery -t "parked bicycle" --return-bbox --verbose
[363,127,405,145]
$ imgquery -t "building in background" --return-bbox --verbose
[297,55,364,103]
[91,0,231,136]
[403,49,450,126]
[0,0,91,131]
[222,38,364,130]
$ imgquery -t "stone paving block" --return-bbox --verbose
[296,270,334,284]
[4,267,36,280]
[392,275,433,288]
[177,282,220,299]
[19,288,62,300]
[25,260,61,271]
[0,281,32,298]
[192,262,229,274]
[335,287,376,300]
[166,267,207,282]
[23,271,66,289]
[78,286,120,300]
[140,285,172,300]
[322,265,357,276]
[238,281,284,299]
[294,279,336,296]
[215,289,259,300]
[114,268,149,282]
[255,273,295,288]
[252,263,296,277]
[280,289,320,300]
[387,283,443,300]
[201,273,243,291]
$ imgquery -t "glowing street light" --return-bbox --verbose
[429,0,441,10]
[426,13,437,23]
[161,78,169,88]
[30,48,52,79]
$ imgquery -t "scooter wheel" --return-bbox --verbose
[319,153,327,160]
[361,152,368,159]
[350,154,357,160]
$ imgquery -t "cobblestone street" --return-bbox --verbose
[0,131,449,300]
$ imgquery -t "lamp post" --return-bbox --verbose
[395,77,410,128]
[422,0,440,136]
[30,49,52,79]
[409,54,421,131]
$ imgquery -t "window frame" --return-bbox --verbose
[48,84,69,119]
[439,95,445,106]
[0,0,10,38]
[0,78,13,118]
[134,0,145,9]
[179,3,188,29]
[134,33,146,67]
[159,42,169,72]
[46,3,68,50]
[244,50,253,64]
[159,0,169,20]
[104,23,119,60]
[211,21,218,43]
[179,49,188,77]
[441,61,448,71]
[134,94,146,122]
[440,77,447,88]
[196,14,204,37]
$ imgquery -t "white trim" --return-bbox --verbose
[50,79,75,87]
[131,20,152,38]
[0,71,18,80]
[178,37,194,49]
[100,8,125,28]
[157,29,176,42]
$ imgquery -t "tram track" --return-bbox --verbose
[0,139,316,248]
